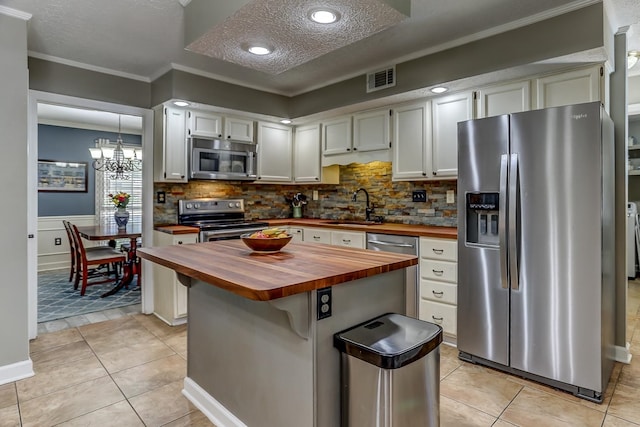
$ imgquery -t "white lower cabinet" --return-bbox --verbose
[330,230,365,249]
[281,227,303,241]
[153,231,198,325]
[302,227,364,248]
[418,237,458,338]
[302,227,332,244]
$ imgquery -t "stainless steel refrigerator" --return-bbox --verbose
[457,102,615,403]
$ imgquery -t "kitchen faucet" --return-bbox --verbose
[352,188,375,222]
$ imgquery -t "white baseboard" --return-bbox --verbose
[182,377,247,427]
[0,358,34,386]
[614,343,633,364]
[153,312,187,327]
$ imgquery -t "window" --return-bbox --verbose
[95,143,143,226]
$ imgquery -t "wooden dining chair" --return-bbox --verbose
[70,223,127,296]
[62,220,79,282]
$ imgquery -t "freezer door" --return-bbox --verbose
[509,103,605,391]
[457,115,510,365]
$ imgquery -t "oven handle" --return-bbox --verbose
[201,226,266,241]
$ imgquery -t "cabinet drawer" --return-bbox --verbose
[172,234,198,245]
[331,231,365,249]
[303,228,332,244]
[420,279,457,305]
[420,259,457,283]
[419,300,457,336]
[420,237,457,261]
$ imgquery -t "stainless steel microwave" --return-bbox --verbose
[188,137,257,181]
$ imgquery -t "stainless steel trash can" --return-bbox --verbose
[334,313,443,427]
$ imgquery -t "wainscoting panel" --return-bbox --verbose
[38,215,100,272]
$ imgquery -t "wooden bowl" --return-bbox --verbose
[240,233,293,252]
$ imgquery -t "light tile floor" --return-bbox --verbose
[1,281,639,426]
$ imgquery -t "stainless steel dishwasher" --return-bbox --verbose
[366,233,419,318]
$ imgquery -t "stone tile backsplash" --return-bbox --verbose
[154,161,457,227]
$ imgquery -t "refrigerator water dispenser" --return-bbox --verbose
[465,192,499,247]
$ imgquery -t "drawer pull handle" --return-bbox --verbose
[177,241,183,245]
[432,269,444,275]
[343,239,351,243]
[313,236,321,240]
[432,290,444,297]
[432,316,443,322]
[432,248,444,254]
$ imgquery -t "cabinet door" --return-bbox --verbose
[294,124,321,182]
[160,106,188,183]
[188,111,222,138]
[476,81,531,118]
[353,109,391,152]
[172,234,197,319]
[322,117,352,155]
[257,122,293,182]
[282,227,303,241]
[431,92,473,178]
[225,117,254,142]
[535,66,601,109]
[392,102,429,180]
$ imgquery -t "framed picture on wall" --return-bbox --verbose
[37,160,88,193]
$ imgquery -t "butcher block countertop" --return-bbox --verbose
[137,239,417,301]
[263,218,457,239]
[154,225,200,235]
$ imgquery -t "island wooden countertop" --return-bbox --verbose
[137,239,417,301]
[263,219,457,239]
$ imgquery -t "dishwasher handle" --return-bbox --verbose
[367,239,415,248]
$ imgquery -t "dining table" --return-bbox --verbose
[76,223,142,298]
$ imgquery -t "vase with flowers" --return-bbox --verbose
[110,192,130,229]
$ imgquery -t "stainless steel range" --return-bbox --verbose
[178,198,269,241]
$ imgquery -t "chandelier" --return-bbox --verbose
[89,115,142,180]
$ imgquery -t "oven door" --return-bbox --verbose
[189,139,256,181]
[200,226,266,242]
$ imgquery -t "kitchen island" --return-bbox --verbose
[137,239,417,427]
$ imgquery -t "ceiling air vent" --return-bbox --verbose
[367,66,396,93]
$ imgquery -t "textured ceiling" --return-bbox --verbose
[186,0,408,74]
[1,0,639,95]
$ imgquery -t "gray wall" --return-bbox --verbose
[37,125,141,216]
[0,12,29,371]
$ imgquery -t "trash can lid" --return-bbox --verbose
[334,313,443,369]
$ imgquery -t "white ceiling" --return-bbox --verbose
[2,0,639,98]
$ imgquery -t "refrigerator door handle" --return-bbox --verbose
[499,154,509,289]
[509,153,519,290]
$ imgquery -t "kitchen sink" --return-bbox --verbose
[325,220,382,226]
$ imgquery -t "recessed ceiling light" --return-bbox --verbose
[248,46,272,55]
[310,9,339,24]
[173,100,190,107]
[280,119,292,124]
[430,86,448,94]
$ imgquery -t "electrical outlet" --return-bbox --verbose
[312,190,319,201]
[317,287,332,320]
[412,190,427,202]
[157,191,166,204]
[54,237,62,246]
[446,190,455,204]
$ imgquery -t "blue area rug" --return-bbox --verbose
[38,270,141,323]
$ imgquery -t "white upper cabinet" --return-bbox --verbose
[476,81,531,118]
[392,102,430,180]
[535,65,602,109]
[431,91,474,178]
[353,109,391,152]
[187,110,222,138]
[154,106,188,183]
[224,117,255,142]
[256,122,293,182]
[187,111,254,142]
[294,124,321,182]
[322,116,352,155]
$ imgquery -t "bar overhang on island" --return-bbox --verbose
[137,239,418,427]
